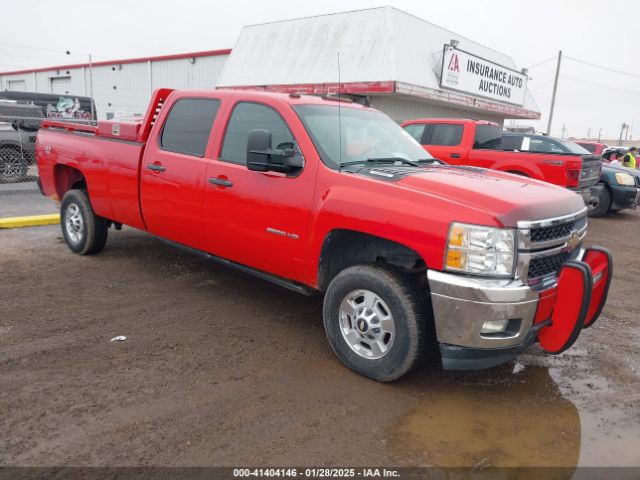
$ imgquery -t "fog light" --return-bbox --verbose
[480,319,509,334]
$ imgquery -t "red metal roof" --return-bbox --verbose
[0,49,231,76]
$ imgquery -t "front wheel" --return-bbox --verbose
[589,185,611,218]
[60,189,109,255]
[322,264,428,382]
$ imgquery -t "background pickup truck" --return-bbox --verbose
[401,119,602,208]
[37,89,611,382]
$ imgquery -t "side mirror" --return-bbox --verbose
[247,129,272,172]
[246,129,304,173]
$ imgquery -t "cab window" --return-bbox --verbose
[473,124,502,149]
[160,98,220,157]
[403,123,426,143]
[525,137,566,154]
[427,124,463,146]
[221,102,297,165]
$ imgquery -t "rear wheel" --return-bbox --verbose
[322,264,428,382]
[589,185,611,218]
[0,147,28,183]
[60,189,109,255]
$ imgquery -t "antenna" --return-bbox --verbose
[337,52,343,166]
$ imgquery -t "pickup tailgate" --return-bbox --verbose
[579,155,602,188]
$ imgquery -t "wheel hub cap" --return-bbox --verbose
[65,203,84,244]
[338,289,396,360]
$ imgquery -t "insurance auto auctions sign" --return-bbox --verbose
[440,46,528,106]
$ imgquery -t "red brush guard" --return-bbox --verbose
[535,247,612,354]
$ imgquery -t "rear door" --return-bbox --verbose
[202,99,317,283]
[140,96,221,250]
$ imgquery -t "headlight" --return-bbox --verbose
[445,223,516,277]
[615,172,635,186]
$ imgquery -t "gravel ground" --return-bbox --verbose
[0,205,639,470]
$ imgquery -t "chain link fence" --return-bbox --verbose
[0,115,40,183]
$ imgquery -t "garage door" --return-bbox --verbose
[50,77,72,95]
[6,80,26,91]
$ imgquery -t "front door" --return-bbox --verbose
[140,97,221,250]
[203,100,317,283]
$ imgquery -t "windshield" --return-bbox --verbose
[293,104,433,168]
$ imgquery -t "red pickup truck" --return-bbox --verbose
[401,119,603,207]
[36,89,611,381]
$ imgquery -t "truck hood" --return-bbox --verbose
[350,164,585,227]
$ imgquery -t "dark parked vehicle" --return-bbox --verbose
[0,91,96,120]
[590,164,640,217]
[0,101,43,182]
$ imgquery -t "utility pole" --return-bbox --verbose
[587,128,591,140]
[546,50,562,136]
[619,123,628,145]
[597,128,602,142]
[89,54,94,120]
[561,123,567,139]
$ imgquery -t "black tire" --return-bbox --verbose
[60,189,108,255]
[322,264,428,382]
[0,146,28,183]
[589,185,611,218]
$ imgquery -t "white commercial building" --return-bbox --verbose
[0,7,540,123]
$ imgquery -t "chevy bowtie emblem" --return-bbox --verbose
[567,231,581,250]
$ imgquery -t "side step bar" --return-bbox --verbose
[157,237,317,296]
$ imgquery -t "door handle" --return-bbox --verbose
[147,163,166,172]
[450,153,461,159]
[208,177,234,187]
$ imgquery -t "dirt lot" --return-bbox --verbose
[1,207,639,470]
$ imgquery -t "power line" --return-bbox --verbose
[561,75,640,95]
[0,41,107,59]
[565,56,640,79]
[531,80,555,91]
[526,56,556,69]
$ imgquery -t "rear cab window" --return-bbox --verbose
[160,98,221,157]
[473,124,502,150]
[220,102,300,166]
[578,143,597,153]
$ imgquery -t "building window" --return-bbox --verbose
[221,102,296,165]
[160,98,220,157]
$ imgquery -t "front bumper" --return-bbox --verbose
[427,247,612,370]
[610,184,640,211]
[572,184,603,208]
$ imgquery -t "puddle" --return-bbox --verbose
[388,365,580,468]
[387,354,640,472]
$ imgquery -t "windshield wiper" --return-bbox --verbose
[416,158,444,165]
[340,157,421,168]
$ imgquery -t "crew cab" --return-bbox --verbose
[36,89,611,382]
[401,119,603,208]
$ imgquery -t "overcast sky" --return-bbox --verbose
[2,0,639,140]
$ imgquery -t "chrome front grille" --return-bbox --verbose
[517,207,588,288]
[527,249,579,280]
[529,221,576,243]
